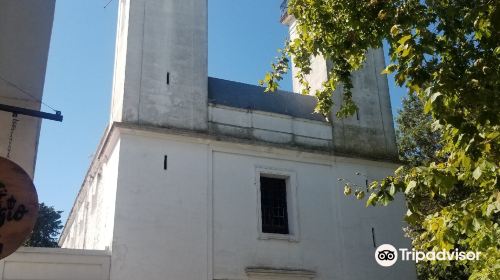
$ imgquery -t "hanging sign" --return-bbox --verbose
[0,157,38,260]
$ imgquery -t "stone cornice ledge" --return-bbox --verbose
[245,267,316,279]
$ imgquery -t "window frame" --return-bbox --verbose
[255,166,300,242]
[246,267,316,280]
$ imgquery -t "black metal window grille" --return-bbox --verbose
[260,176,289,234]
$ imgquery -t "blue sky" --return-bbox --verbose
[35,0,405,223]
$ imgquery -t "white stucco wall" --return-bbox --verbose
[209,104,332,148]
[110,0,208,131]
[58,1,412,278]
[0,247,110,280]
[110,0,130,124]
[212,145,414,280]
[60,136,120,251]
[331,48,398,158]
[287,20,329,95]
[284,18,398,159]
[110,131,210,280]
[64,125,415,280]
[0,0,55,177]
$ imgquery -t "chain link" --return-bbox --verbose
[6,114,19,159]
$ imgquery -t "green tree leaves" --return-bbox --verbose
[24,203,63,248]
[264,0,499,278]
[259,44,290,93]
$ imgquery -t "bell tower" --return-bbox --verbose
[281,1,398,159]
[110,0,208,131]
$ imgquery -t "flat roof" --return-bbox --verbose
[208,77,326,122]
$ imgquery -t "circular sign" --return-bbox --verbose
[0,157,38,260]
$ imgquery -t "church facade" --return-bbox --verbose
[57,0,416,279]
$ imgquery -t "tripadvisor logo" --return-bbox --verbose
[375,244,398,267]
[375,244,481,267]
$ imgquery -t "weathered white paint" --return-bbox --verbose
[287,21,329,95]
[59,136,120,251]
[110,131,210,280]
[284,17,398,159]
[62,124,416,280]
[109,0,130,125]
[59,1,415,280]
[212,143,412,280]
[331,48,398,159]
[0,247,110,280]
[209,104,332,148]
[110,0,208,131]
[0,0,55,178]
[246,267,316,280]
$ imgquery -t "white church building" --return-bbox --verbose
[2,0,416,279]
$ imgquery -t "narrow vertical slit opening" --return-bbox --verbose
[372,227,377,248]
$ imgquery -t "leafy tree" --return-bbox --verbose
[397,95,468,279]
[263,1,499,279]
[24,203,63,248]
[397,93,442,167]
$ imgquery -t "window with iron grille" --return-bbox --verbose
[260,176,289,234]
